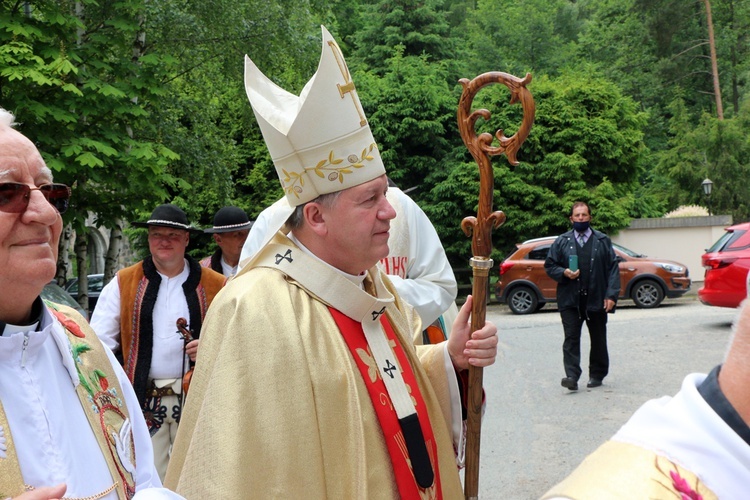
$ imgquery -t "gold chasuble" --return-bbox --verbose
[166,232,463,498]
[541,440,718,500]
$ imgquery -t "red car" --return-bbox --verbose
[699,222,750,308]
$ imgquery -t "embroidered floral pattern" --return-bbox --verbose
[670,470,703,500]
[357,347,378,382]
[49,307,136,499]
[70,342,113,399]
[356,339,405,384]
[282,143,378,198]
[654,456,705,500]
[45,303,86,338]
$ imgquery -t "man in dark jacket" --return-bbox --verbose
[544,201,620,391]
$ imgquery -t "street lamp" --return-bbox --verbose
[702,178,713,216]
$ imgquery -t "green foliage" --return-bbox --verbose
[354,48,460,191]
[139,0,325,239]
[5,0,750,276]
[352,0,458,72]
[423,71,642,264]
[465,0,580,76]
[0,0,179,239]
[654,95,750,221]
[528,72,647,186]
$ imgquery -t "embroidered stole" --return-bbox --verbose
[253,238,440,497]
[0,404,24,499]
[330,308,442,499]
[0,305,137,499]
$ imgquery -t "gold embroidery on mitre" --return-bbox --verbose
[327,40,366,126]
[282,144,378,198]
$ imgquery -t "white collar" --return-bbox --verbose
[289,231,367,287]
[3,306,80,386]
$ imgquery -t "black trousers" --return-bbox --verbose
[559,297,609,381]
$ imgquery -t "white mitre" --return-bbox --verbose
[241,26,387,267]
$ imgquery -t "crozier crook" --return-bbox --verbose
[457,71,535,500]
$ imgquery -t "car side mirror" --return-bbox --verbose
[616,256,625,263]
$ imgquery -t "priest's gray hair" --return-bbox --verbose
[287,191,343,230]
[0,107,16,128]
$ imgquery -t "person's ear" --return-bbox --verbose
[303,202,328,236]
[213,234,221,244]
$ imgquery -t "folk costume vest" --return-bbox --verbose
[117,256,224,406]
[199,250,224,275]
[253,237,443,498]
[0,304,137,500]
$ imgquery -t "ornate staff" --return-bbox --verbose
[458,72,535,499]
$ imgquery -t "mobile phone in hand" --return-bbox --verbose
[568,255,578,272]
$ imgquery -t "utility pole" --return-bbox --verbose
[703,0,724,120]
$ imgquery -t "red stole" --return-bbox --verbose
[329,307,442,500]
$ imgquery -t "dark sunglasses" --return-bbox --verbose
[0,183,71,214]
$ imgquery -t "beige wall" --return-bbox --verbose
[611,215,733,284]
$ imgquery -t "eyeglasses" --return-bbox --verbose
[0,183,72,214]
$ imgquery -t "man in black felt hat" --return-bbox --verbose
[200,206,253,277]
[90,203,225,481]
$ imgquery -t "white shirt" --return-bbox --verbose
[613,373,750,499]
[220,256,238,277]
[0,306,180,499]
[243,188,458,328]
[91,260,191,379]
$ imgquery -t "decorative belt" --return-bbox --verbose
[580,289,589,295]
[23,482,119,500]
[149,383,178,398]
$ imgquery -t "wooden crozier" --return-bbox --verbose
[457,71,535,500]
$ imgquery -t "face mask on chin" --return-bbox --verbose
[572,221,590,232]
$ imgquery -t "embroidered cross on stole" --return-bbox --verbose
[254,238,441,499]
[330,308,442,499]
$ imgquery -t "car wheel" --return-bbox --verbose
[507,286,539,315]
[536,302,546,311]
[631,279,664,308]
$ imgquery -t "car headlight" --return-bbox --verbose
[656,263,685,274]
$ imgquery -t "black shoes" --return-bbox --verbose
[587,378,603,388]
[561,377,578,391]
[561,377,604,390]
